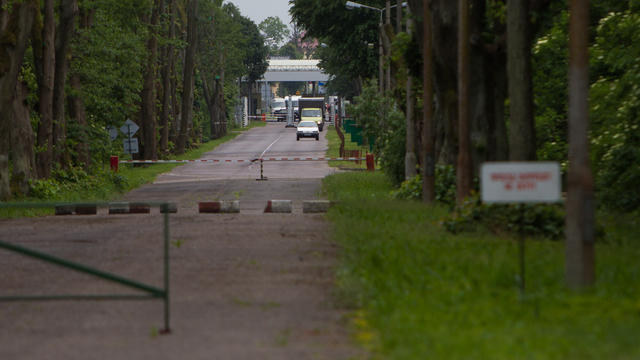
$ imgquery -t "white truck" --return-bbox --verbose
[272,98,287,121]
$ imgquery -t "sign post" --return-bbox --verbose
[481,162,561,296]
[120,119,139,169]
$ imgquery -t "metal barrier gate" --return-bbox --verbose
[0,201,172,334]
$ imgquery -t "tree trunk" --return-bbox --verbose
[200,70,216,139]
[177,0,197,154]
[51,0,78,167]
[507,0,536,161]
[0,0,10,32]
[565,0,594,289]
[485,45,509,161]
[67,7,95,170]
[457,0,472,204]
[0,0,36,201]
[138,0,159,160]
[219,52,227,136]
[422,0,436,202]
[35,0,55,178]
[169,62,179,149]
[11,80,36,196]
[160,0,176,155]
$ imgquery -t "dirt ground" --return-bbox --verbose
[0,177,365,359]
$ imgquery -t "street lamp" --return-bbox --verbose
[345,1,406,92]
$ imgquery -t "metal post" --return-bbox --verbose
[519,208,526,297]
[127,124,133,170]
[161,203,171,334]
[256,159,268,181]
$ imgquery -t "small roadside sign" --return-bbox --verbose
[481,162,561,204]
[123,138,139,154]
[480,161,561,297]
[120,119,139,139]
[106,126,118,142]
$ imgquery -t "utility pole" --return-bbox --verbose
[566,0,595,288]
[457,0,472,205]
[422,0,436,202]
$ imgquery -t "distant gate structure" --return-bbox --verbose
[260,59,330,82]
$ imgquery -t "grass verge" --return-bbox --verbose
[1,122,265,218]
[322,171,640,359]
[324,125,368,170]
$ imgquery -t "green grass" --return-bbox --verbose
[322,171,640,359]
[325,125,369,169]
[0,125,264,218]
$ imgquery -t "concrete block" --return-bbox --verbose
[55,204,75,216]
[264,200,292,213]
[302,200,337,213]
[109,202,130,214]
[75,204,97,215]
[199,200,240,213]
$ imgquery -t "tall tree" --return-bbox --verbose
[507,0,536,160]
[35,0,55,178]
[259,16,290,48]
[0,0,36,200]
[138,0,160,160]
[159,0,176,154]
[177,0,197,154]
[51,0,78,166]
[565,0,594,288]
[67,5,96,170]
[11,80,36,196]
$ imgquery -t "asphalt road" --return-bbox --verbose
[0,123,363,360]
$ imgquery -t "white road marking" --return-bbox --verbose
[250,134,284,170]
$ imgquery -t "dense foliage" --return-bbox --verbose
[532,0,640,212]
[1,0,268,201]
[347,80,406,185]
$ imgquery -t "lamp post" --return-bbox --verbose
[345,1,406,93]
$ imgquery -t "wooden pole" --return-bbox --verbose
[566,0,595,288]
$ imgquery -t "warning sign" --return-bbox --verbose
[481,162,561,203]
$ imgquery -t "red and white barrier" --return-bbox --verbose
[119,157,366,164]
[120,159,252,164]
[264,200,292,213]
[199,201,240,214]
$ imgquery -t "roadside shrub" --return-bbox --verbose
[348,80,406,186]
[440,195,567,239]
[390,165,457,205]
[28,178,62,200]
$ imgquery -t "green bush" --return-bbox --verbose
[347,80,406,186]
[440,195,567,239]
[390,165,457,205]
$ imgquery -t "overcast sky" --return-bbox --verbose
[224,0,293,26]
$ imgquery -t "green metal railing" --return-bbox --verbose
[0,201,172,334]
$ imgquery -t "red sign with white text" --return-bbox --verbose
[481,162,561,203]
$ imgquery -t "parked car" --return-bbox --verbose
[296,121,320,141]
